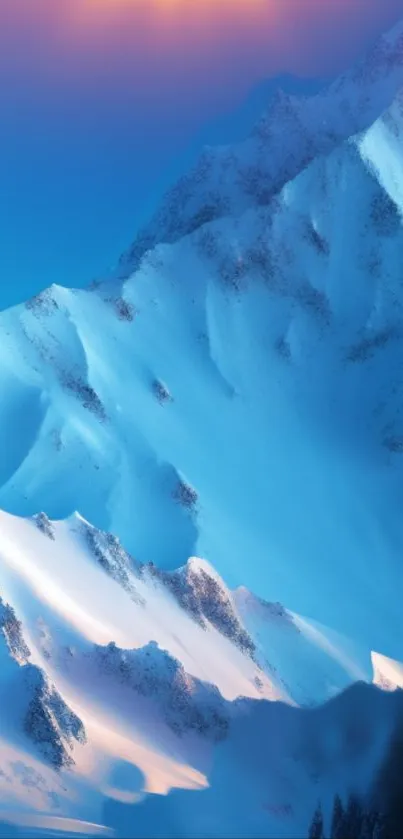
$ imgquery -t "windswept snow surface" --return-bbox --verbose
[0,510,401,837]
[1,15,403,838]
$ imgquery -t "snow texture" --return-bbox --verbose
[0,16,402,838]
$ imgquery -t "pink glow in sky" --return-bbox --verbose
[3,0,403,111]
[0,0,402,305]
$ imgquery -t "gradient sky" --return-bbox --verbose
[1,0,402,309]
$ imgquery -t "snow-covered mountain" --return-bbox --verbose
[0,15,403,838]
[120,18,403,273]
[0,509,400,837]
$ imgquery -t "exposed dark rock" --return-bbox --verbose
[147,562,256,658]
[91,640,229,742]
[370,190,401,237]
[81,520,144,604]
[23,666,86,770]
[0,598,31,663]
[173,479,198,511]
[33,512,55,540]
[25,289,59,317]
[152,379,172,405]
[108,296,137,322]
[346,326,398,363]
[60,371,107,422]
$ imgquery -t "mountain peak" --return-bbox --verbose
[1,15,403,835]
[372,651,403,692]
[118,16,403,279]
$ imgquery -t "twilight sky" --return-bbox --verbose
[0,0,402,308]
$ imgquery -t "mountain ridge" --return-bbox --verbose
[118,17,403,276]
[0,13,403,836]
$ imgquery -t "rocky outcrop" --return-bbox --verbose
[80,518,144,604]
[146,560,255,658]
[0,597,31,664]
[33,512,56,540]
[23,665,86,770]
[119,21,403,277]
[91,640,229,742]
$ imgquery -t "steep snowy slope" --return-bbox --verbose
[0,509,370,711]
[0,592,94,835]
[1,15,403,838]
[0,595,85,770]
[0,510,399,837]
[1,74,403,657]
[120,18,403,273]
[234,588,368,706]
[105,684,403,839]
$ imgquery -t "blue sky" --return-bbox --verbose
[0,0,402,310]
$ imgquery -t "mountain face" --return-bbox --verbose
[120,18,403,274]
[0,596,85,771]
[0,509,400,837]
[0,16,403,839]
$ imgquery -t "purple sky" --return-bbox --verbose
[1,0,402,307]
